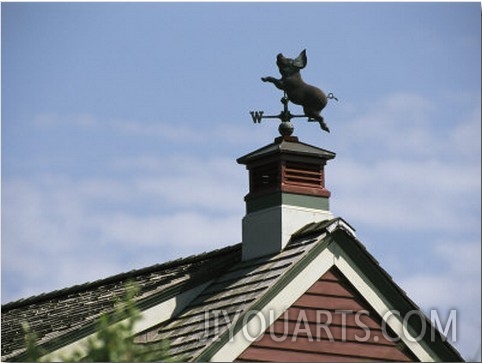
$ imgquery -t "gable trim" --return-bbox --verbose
[195,232,334,361]
[329,242,436,361]
[330,229,463,361]
[196,223,461,362]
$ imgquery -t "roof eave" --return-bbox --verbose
[237,139,336,165]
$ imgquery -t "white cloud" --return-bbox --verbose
[2,178,120,300]
[95,211,240,250]
[331,157,480,231]
[400,242,480,308]
[33,113,99,128]
[335,92,434,156]
[335,91,481,160]
[111,153,246,213]
[399,240,481,360]
[328,92,480,232]
[451,105,482,160]
[1,153,246,303]
[32,112,273,149]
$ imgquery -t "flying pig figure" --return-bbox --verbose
[261,49,334,133]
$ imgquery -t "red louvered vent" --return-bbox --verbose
[284,161,323,188]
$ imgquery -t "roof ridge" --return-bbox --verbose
[194,221,336,361]
[2,243,242,310]
[291,217,356,240]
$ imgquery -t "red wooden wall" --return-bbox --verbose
[237,267,418,362]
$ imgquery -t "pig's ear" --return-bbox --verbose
[293,49,307,69]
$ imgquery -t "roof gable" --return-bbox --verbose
[192,219,462,362]
[324,226,461,361]
[236,267,417,362]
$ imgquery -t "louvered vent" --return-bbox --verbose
[284,161,323,188]
[250,162,279,192]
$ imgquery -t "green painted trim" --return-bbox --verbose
[245,192,280,213]
[246,192,329,213]
[283,193,330,210]
[194,232,334,361]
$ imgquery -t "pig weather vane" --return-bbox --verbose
[250,49,337,136]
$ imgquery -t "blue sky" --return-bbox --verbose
[2,2,480,359]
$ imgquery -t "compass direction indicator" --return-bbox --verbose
[250,96,306,122]
[249,111,264,124]
[249,94,330,137]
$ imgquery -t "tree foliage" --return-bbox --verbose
[22,283,170,362]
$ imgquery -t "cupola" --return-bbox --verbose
[237,135,335,261]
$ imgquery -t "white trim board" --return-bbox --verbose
[209,233,436,362]
[329,243,437,361]
[210,243,334,361]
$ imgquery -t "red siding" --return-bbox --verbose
[237,267,418,362]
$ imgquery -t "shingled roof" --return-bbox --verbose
[1,217,464,362]
[1,244,241,361]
